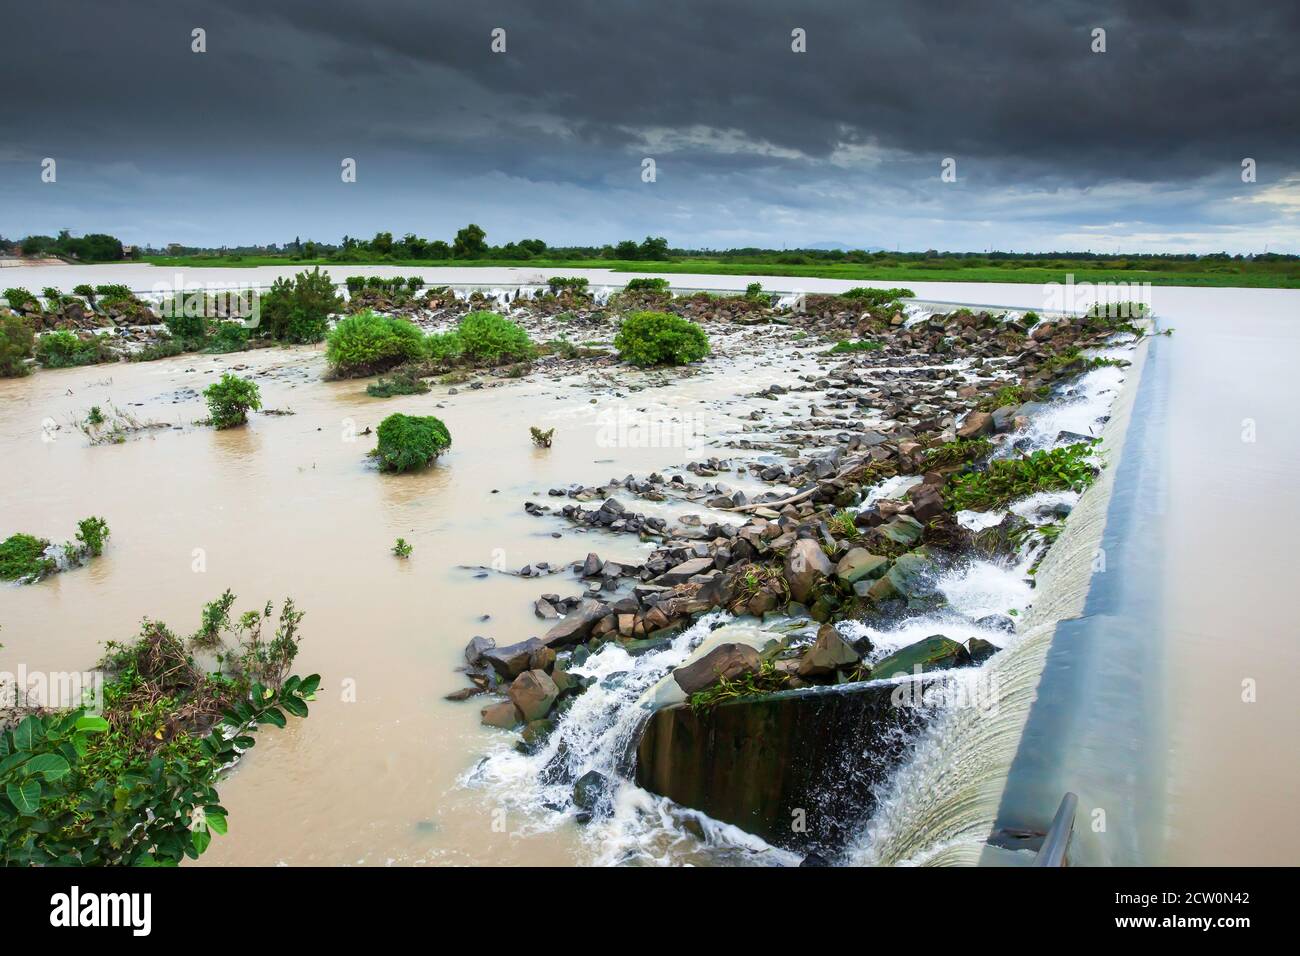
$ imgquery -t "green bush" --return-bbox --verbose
[94,284,133,304]
[75,516,111,557]
[614,311,710,367]
[0,533,54,580]
[454,311,534,365]
[623,277,670,294]
[325,310,425,377]
[827,339,883,354]
[423,330,464,365]
[0,311,35,377]
[0,599,318,865]
[345,276,366,294]
[258,267,341,343]
[35,330,116,368]
[366,370,430,397]
[203,373,262,428]
[840,286,914,306]
[4,287,38,311]
[163,305,206,345]
[72,283,95,300]
[205,322,250,353]
[548,276,589,295]
[373,413,452,473]
[129,339,187,362]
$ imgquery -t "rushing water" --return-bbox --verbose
[2,266,1296,865]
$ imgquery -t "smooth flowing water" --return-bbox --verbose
[2,266,1296,865]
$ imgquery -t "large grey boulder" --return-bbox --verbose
[542,599,609,646]
[672,643,762,695]
[784,538,832,603]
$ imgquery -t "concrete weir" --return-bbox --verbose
[636,679,929,852]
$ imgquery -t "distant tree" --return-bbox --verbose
[638,236,669,259]
[370,231,394,255]
[614,240,640,260]
[519,238,547,257]
[428,240,452,259]
[453,224,487,258]
[402,234,427,258]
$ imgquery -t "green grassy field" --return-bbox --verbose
[137,255,1300,288]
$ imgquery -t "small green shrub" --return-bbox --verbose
[547,276,589,295]
[75,516,111,557]
[0,533,54,580]
[258,267,341,343]
[530,426,554,447]
[203,373,262,428]
[205,322,250,353]
[0,311,35,377]
[614,311,710,367]
[373,413,452,473]
[827,339,883,354]
[326,310,425,377]
[623,277,670,294]
[392,538,412,558]
[129,339,187,362]
[921,438,994,470]
[72,283,95,300]
[86,405,105,426]
[455,311,534,365]
[345,276,366,294]
[35,331,116,368]
[366,370,430,397]
[3,287,38,311]
[840,286,914,306]
[423,330,464,365]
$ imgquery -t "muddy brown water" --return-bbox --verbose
[2,269,1297,865]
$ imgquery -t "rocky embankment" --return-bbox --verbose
[447,289,1146,852]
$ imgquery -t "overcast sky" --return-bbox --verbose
[1,0,1297,253]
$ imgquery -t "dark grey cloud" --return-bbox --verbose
[0,0,1296,251]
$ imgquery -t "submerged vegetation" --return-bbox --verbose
[0,311,35,377]
[203,373,262,429]
[372,413,452,473]
[944,442,1100,512]
[0,595,318,865]
[0,516,111,583]
[326,310,425,377]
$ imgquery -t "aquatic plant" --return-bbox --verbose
[366,370,430,397]
[530,426,555,447]
[74,516,111,558]
[373,412,452,473]
[392,538,413,558]
[3,287,38,311]
[0,533,54,581]
[689,658,789,713]
[839,286,914,306]
[547,276,589,295]
[202,373,262,429]
[614,310,710,367]
[944,442,1100,512]
[920,437,993,470]
[325,310,424,377]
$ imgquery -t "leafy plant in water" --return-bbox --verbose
[0,533,54,581]
[530,426,555,447]
[944,442,1100,512]
[326,310,425,377]
[689,658,789,712]
[202,373,262,428]
[0,311,35,377]
[827,339,883,354]
[392,538,412,558]
[454,311,535,365]
[372,412,452,473]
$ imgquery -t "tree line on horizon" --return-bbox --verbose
[2,225,1294,264]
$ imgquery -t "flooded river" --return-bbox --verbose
[1,266,1296,865]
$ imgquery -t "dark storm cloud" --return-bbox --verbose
[1,0,1296,249]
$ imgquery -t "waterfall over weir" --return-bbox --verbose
[848,331,1160,866]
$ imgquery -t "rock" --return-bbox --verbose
[834,548,888,585]
[463,635,495,667]
[508,669,560,722]
[783,538,833,603]
[581,552,603,577]
[573,770,608,811]
[621,634,674,657]
[885,549,938,601]
[909,485,945,524]
[966,637,1000,665]
[518,718,555,753]
[481,638,549,679]
[542,599,609,646]
[444,686,484,702]
[480,700,521,729]
[655,556,715,585]
[672,643,762,695]
[957,411,994,439]
[534,598,559,619]
[974,613,1016,634]
[869,635,970,678]
[879,515,924,547]
[797,624,861,677]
